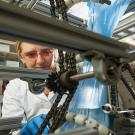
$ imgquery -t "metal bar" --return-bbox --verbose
[0,66,50,79]
[0,1,130,58]
[0,116,22,131]
[0,51,18,61]
[0,39,17,45]
[118,32,135,40]
[50,127,98,135]
[114,13,135,33]
[70,72,94,81]
[26,0,39,9]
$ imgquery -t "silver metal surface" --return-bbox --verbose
[70,72,94,81]
[0,38,17,45]
[51,127,99,135]
[0,66,50,79]
[113,13,135,40]
[0,51,18,61]
[0,1,130,58]
[26,0,39,9]
[0,116,23,131]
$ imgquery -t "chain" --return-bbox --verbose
[59,0,68,21]
[59,51,65,73]
[120,63,135,101]
[49,0,68,20]
[69,52,76,72]
[36,94,63,135]
[55,0,61,18]
[123,63,135,81]
[65,52,69,70]
[49,0,56,17]
[49,90,76,133]
[49,52,77,133]
[110,84,118,106]
[109,63,135,108]
[121,75,135,100]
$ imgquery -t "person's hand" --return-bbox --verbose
[20,114,49,135]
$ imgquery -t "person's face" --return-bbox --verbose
[20,42,53,70]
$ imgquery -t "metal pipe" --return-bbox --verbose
[70,72,94,81]
[0,66,50,79]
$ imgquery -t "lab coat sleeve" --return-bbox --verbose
[2,79,25,118]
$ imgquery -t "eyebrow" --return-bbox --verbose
[23,50,37,54]
[22,48,52,53]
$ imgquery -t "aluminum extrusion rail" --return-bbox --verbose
[50,127,98,135]
[113,13,135,40]
[0,66,50,79]
[0,51,18,61]
[0,1,130,58]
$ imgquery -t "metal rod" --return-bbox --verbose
[0,1,130,58]
[70,72,94,81]
[0,66,50,79]
[0,51,18,61]
[26,0,39,9]
[0,38,17,45]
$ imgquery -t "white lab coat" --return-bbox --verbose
[2,78,66,124]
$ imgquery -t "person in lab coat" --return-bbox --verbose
[2,41,62,135]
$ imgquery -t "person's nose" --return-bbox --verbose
[36,53,45,64]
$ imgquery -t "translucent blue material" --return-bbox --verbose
[87,0,132,36]
[74,62,106,109]
[61,0,132,131]
[68,61,107,111]
[20,114,48,135]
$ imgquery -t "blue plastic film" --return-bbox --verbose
[87,0,132,36]
[69,61,107,110]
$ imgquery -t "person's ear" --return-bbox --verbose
[19,56,26,67]
[19,55,25,64]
